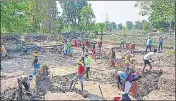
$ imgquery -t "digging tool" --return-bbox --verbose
[73,81,77,89]
[98,83,104,98]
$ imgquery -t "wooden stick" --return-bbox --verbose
[98,84,104,98]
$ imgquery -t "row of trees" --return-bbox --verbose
[1,1,95,34]
[1,1,59,34]
[1,1,118,35]
[1,1,175,35]
[116,20,152,34]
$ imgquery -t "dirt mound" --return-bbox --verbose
[1,87,18,100]
[89,68,117,84]
[50,73,84,95]
[24,34,48,42]
[1,35,21,44]
[137,70,163,98]
[158,74,175,95]
[35,65,52,94]
[52,73,76,87]
[59,31,84,39]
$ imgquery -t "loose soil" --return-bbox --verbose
[1,33,175,100]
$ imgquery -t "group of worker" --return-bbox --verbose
[17,51,40,100]
[145,36,163,53]
[2,35,161,101]
[114,36,161,101]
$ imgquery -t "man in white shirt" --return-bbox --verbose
[143,49,157,72]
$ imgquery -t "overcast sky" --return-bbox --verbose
[56,1,148,26]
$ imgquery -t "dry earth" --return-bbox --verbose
[1,34,175,100]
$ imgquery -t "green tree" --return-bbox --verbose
[59,1,88,30]
[135,1,175,34]
[126,21,133,30]
[80,4,95,31]
[111,22,117,30]
[1,1,59,34]
[143,21,152,34]
[117,23,123,30]
[1,1,29,33]
[134,21,142,30]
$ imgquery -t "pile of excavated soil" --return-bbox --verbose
[143,90,175,100]
[35,65,52,94]
[158,74,175,95]
[24,34,47,42]
[137,70,163,98]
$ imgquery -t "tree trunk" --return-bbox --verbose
[169,21,172,36]
[174,23,175,35]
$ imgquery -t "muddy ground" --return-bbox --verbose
[1,34,175,100]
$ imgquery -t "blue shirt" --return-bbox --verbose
[34,63,40,69]
[147,39,152,45]
[159,39,163,44]
[118,71,127,81]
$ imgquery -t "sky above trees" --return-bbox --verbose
[56,1,148,26]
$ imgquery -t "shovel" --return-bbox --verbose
[98,83,104,98]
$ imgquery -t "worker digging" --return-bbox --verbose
[116,71,142,101]
[1,32,173,101]
[1,2,175,100]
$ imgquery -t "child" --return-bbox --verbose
[85,54,92,80]
[116,71,141,101]
[70,60,85,91]
[143,49,157,72]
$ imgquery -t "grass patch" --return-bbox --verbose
[164,49,176,57]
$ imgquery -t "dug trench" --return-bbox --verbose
[50,67,175,100]
[1,65,174,100]
[1,34,175,100]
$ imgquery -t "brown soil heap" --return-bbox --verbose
[35,64,52,95]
